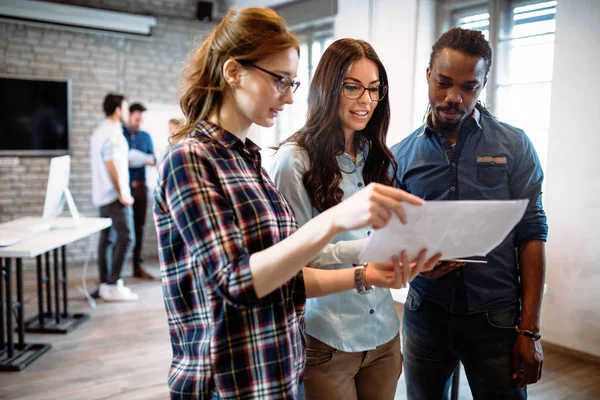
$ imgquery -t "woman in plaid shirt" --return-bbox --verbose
[154,7,441,400]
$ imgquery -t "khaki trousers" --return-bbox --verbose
[304,333,401,400]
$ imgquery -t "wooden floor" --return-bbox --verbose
[1,265,599,400]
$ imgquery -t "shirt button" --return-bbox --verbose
[367,231,371,236]
[370,309,375,314]
[358,183,363,187]
[451,163,456,168]
[450,186,456,191]
[456,272,462,277]
[441,139,445,143]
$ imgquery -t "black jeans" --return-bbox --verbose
[402,294,526,400]
[98,200,135,285]
[130,184,148,270]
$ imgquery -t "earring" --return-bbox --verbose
[231,82,238,89]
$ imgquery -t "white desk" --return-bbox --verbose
[0,217,111,371]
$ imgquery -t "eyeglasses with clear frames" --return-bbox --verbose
[342,82,388,101]
[242,63,301,94]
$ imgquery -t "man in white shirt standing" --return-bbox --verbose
[90,93,138,301]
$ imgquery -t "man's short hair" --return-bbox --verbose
[169,118,183,125]
[129,102,147,114]
[103,93,125,117]
[430,27,493,76]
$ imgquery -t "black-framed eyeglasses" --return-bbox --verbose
[242,63,301,94]
[342,82,388,101]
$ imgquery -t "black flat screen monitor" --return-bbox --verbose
[0,75,71,156]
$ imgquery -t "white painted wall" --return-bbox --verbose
[335,0,436,146]
[540,0,600,357]
[412,0,437,131]
[335,0,370,41]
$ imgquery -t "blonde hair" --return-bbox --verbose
[171,7,299,143]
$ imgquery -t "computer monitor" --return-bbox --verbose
[42,155,79,220]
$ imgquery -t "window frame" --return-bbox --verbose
[272,23,334,144]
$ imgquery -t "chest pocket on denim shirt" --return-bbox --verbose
[476,156,507,188]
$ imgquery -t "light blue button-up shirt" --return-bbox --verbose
[269,142,399,352]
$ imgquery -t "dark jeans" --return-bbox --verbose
[130,184,148,270]
[402,294,526,400]
[98,200,134,285]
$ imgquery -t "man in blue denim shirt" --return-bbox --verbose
[391,28,548,399]
[123,102,156,280]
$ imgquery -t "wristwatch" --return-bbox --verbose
[353,264,374,295]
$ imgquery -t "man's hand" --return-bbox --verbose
[512,335,543,389]
[419,260,466,279]
[119,194,134,206]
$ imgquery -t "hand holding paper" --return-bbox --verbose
[358,200,529,264]
[365,249,443,289]
[129,149,154,168]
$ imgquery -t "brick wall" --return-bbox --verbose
[0,1,215,268]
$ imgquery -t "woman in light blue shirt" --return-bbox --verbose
[269,39,426,400]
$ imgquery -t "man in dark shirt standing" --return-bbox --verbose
[123,102,156,280]
[391,28,547,399]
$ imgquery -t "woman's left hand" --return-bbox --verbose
[364,249,442,289]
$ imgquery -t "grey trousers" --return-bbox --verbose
[98,200,135,285]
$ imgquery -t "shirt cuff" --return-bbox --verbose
[309,239,367,269]
[211,255,259,308]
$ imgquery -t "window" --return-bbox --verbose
[454,7,490,105]
[257,26,334,148]
[496,1,556,172]
[448,0,557,171]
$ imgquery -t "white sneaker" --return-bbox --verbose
[116,279,134,293]
[98,283,112,299]
[99,282,139,302]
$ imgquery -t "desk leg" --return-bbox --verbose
[0,259,4,350]
[53,249,60,325]
[5,259,12,359]
[16,259,24,348]
[0,257,52,372]
[45,252,51,318]
[36,256,44,329]
[24,247,89,334]
[61,246,68,317]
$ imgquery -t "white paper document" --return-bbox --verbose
[128,149,154,168]
[358,200,529,263]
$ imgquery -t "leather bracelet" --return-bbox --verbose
[515,325,541,341]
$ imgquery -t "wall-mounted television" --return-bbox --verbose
[0,75,71,156]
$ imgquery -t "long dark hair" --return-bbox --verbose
[280,38,397,212]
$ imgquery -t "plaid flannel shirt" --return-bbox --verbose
[153,120,306,399]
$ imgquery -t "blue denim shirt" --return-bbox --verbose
[391,110,548,314]
[269,142,400,352]
[123,127,155,183]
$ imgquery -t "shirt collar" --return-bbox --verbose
[123,126,137,136]
[189,120,261,153]
[336,134,369,165]
[103,118,121,128]
[418,107,482,138]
